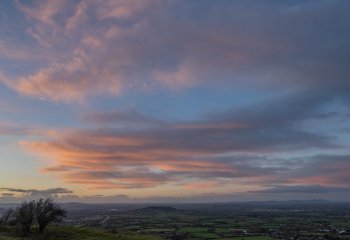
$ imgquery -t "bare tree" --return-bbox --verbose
[15,201,35,236]
[35,198,66,233]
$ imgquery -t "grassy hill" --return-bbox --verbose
[0,225,276,240]
[0,225,162,240]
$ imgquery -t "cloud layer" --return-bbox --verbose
[0,1,350,201]
[22,93,349,191]
[1,0,349,102]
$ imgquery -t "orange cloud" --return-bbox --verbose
[21,118,272,190]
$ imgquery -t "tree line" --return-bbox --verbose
[0,198,66,236]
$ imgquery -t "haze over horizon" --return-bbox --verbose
[0,0,350,204]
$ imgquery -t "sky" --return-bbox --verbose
[0,0,350,203]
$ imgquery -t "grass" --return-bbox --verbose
[0,225,162,240]
[191,231,219,238]
[0,236,13,240]
[332,220,350,228]
[177,226,222,239]
[231,236,273,240]
[178,226,209,233]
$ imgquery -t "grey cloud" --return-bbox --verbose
[0,124,42,136]
[31,101,334,189]
[31,90,346,189]
[1,193,15,197]
[251,185,350,194]
[2,185,350,204]
[0,187,73,197]
[284,154,350,186]
[81,109,164,127]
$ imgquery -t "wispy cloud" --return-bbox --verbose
[2,1,349,102]
[250,185,350,194]
[0,0,349,201]
[2,184,350,203]
[0,187,73,197]
[0,123,46,136]
[21,92,342,190]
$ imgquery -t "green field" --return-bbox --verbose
[231,236,273,240]
[0,226,276,240]
[1,203,349,240]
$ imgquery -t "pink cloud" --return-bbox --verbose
[2,0,289,102]
[20,118,271,190]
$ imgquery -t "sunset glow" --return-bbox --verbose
[0,0,350,203]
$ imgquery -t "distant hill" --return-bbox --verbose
[133,206,179,213]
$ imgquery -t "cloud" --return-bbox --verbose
[81,109,164,128]
[0,124,45,136]
[0,187,73,197]
[0,187,79,204]
[2,183,350,204]
[285,155,350,187]
[1,0,349,102]
[10,59,124,103]
[20,90,341,190]
[17,0,70,26]
[1,0,349,200]
[1,193,15,197]
[250,185,350,194]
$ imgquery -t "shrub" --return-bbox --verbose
[0,207,14,226]
[35,198,67,233]
[15,201,35,236]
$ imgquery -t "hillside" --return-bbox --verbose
[0,225,162,240]
[132,206,179,213]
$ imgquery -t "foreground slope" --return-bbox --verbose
[0,225,161,240]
